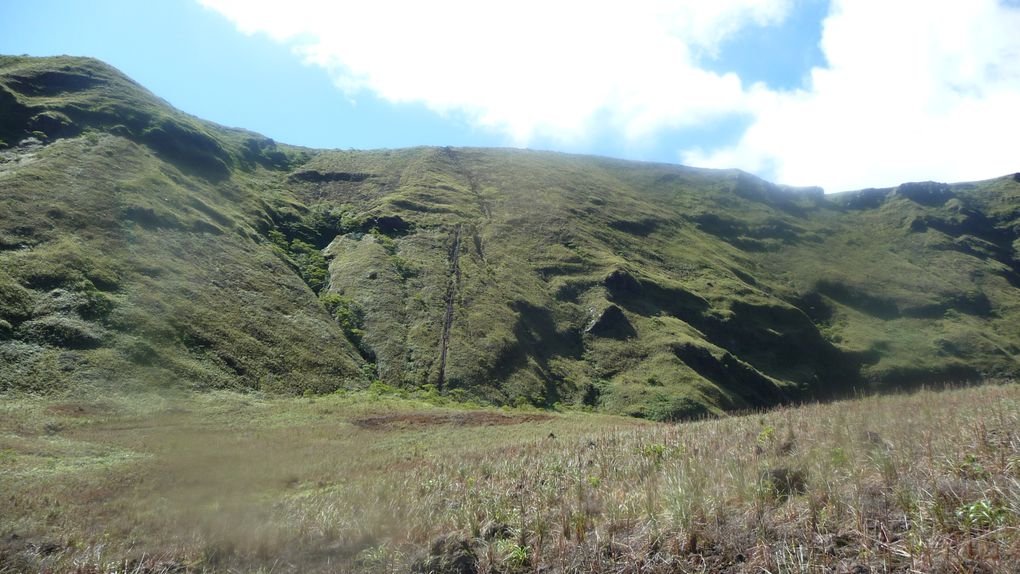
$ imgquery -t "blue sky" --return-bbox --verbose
[2,1,1019,191]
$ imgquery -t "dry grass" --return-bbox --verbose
[2,381,1019,573]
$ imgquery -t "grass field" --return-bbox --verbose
[2,381,1018,573]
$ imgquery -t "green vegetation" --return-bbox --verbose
[2,55,1020,574]
[270,231,330,293]
[0,56,361,396]
[1,382,1018,572]
[1,54,1019,419]
[320,292,371,359]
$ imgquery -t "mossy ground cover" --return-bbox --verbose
[2,381,1019,572]
[1,56,363,396]
[2,54,1019,420]
[296,146,1020,416]
[0,131,362,395]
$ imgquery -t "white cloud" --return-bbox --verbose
[684,0,1020,191]
[197,0,790,143]
[200,0,1020,191]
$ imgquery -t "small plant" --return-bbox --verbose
[0,448,17,463]
[640,443,667,460]
[512,396,533,409]
[356,545,398,569]
[830,446,849,467]
[361,361,379,382]
[496,539,530,569]
[956,453,991,480]
[956,499,1006,530]
[391,256,418,280]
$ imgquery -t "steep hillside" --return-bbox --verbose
[0,55,364,394]
[1,55,1018,418]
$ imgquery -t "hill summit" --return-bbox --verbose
[1,55,1018,418]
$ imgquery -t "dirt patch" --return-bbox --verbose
[45,402,114,417]
[352,410,551,430]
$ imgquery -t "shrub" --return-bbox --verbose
[321,293,372,358]
[288,239,328,293]
[268,232,329,293]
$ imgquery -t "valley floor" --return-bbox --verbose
[1,382,1019,573]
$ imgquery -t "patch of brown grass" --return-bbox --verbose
[352,411,552,430]
[1,383,1018,573]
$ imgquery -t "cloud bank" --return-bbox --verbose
[200,0,1020,191]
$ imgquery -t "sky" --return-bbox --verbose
[2,0,1020,192]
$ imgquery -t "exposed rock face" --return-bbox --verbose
[835,188,891,210]
[897,181,953,206]
[287,169,371,183]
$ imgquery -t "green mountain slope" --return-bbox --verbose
[2,55,1018,418]
[0,55,364,394]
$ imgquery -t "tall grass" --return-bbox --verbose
[1,382,1018,572]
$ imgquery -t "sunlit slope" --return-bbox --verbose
[284,148,1020,416]
[0,55,364,393]
[1,55,1018,417]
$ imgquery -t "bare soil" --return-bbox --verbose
[352,410,551,430]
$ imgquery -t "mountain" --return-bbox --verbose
[1,55,1018,419]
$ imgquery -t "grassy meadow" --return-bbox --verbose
[2,381,1019,573]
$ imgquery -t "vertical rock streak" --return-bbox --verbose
[436,223,462,389]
